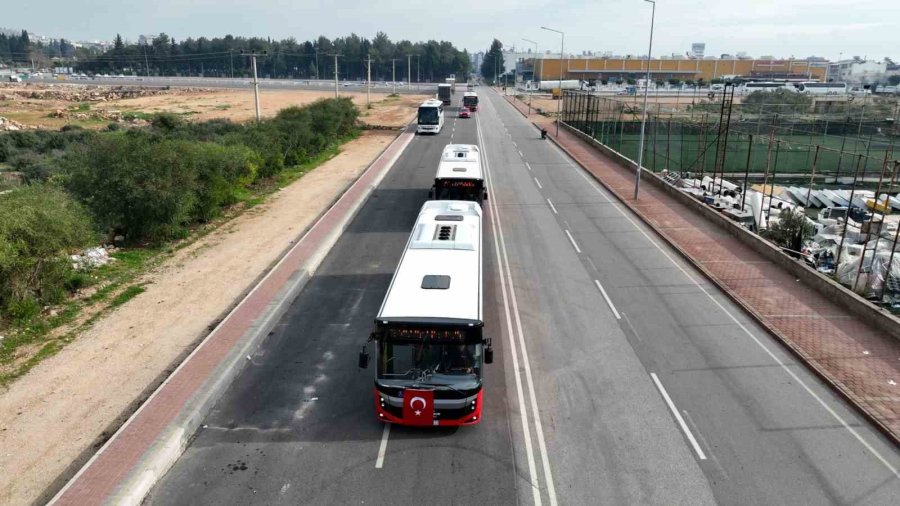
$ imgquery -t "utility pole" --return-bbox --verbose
[230,50,234,78]
[143,43,150,77]
[391,58,399,94]
[416,55,420,85]
[407,54,412,90]
[366,55,372,108]
[331,54,341,97]
[315,51,320,80]
[241,50,267,124]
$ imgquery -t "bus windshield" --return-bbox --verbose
[379,342,482,381]
[418,107,440,125]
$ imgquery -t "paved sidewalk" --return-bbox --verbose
[502,95,900,443]
[51,127,415,505]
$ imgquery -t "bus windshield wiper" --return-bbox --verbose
[381,368,422,378]
[419,380,466,396]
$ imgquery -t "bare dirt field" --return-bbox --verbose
[0,83,428,129]
[0,129,400,506]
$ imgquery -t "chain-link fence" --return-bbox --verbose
[561,89,900,310]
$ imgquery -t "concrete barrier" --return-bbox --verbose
[560,122,900,341]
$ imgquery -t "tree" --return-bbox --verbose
[114,34,124,51]
[481,39,504,82]
[889,75,900,86]
[764,208,815,251]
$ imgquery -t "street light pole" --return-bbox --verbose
[541,26,565,136]
[634,0,656,200]
[366,55,372,108]
[523,38,538,115]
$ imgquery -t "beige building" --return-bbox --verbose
[531,57,828,83]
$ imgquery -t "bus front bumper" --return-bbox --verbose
[374,389,483,427]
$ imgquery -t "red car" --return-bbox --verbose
[458,107,471,118]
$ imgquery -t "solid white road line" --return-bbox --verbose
[593,280,621,320]
[479,111,558,506]
[553,140,900,478]
[564,230,581,254]
[651,373,708,460]
[375,423,390,468]
[478,115,543,506]
[546,198,558,215]
[534,177,543,189]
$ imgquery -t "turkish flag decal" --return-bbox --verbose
[402,388,435,426]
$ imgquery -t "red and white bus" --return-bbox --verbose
[429,144,487,205]
[462,91,479,111]
[358,200,492,426]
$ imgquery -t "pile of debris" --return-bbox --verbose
[0,116,29,131]
[70,247,116,270]
[0,83,214,103]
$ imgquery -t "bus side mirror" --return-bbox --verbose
[483,191,489,201]
[358,346,369,369]
[484,339,494,364]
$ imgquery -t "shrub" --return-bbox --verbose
[0,185,96,319]
[189,143,261,221]
[743,89,812,115]
[63,134,200,241]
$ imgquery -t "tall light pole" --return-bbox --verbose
[634,0,655,200]
[523,38,538,114]
[407,54,412,90]
[541,26,565,136]
[366,55,372,108]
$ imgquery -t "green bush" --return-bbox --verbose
[743,89,812,115]
[0,185,96,320]
[63,133,200,241]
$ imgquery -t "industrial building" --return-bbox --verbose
[524,57,828,83]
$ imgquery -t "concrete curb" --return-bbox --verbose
[542,120,900,446]
[49,125,416,506]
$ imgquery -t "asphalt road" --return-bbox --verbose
[480,89,900,504]
[27,75,437,95]
[146,88,900,505]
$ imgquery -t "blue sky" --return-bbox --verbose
[5,0,896,60]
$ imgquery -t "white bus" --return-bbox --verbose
[797,82,848,95]
[740,82,795,94]
[462,91,479,111]
[359,200,493,427]
[417,98,445,135]
[429,144,486,204]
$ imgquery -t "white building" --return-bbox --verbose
[827,58,887,84]
[691,42,706,59]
